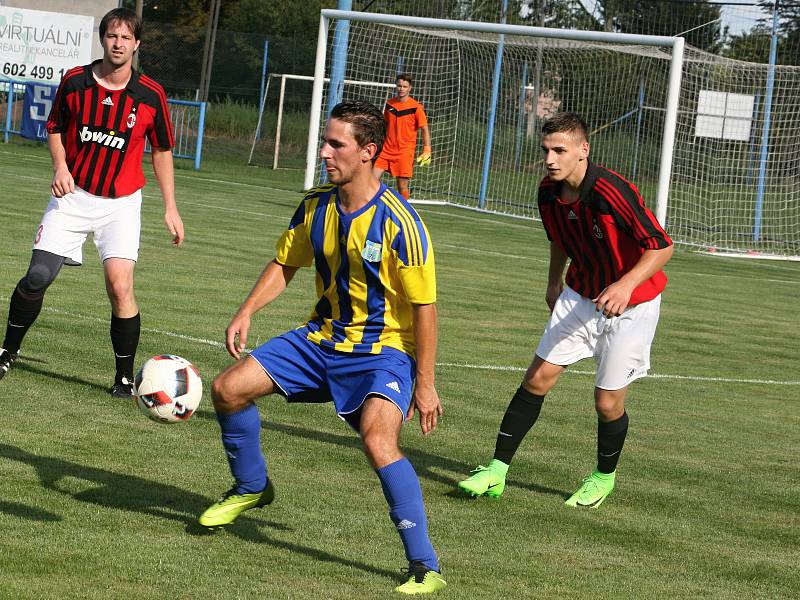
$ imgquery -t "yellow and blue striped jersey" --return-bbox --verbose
[275,183,436,357]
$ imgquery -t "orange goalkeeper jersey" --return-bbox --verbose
[381,96,428,157]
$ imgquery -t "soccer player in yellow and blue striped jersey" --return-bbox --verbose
[199,101,446,595]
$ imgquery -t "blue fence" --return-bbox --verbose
[0,79,206,170]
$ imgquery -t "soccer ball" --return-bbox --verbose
[134,355,202,424]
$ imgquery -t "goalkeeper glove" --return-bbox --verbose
[416,146,432,167]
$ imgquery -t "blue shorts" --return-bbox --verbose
[249,327,416,431]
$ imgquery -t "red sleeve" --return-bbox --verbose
[46,67,82,134]
[140,75,174,149]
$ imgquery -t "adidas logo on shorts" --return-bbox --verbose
[386,381,401,393]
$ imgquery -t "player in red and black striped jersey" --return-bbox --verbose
[459,112,674,508]
[0,8,185,397]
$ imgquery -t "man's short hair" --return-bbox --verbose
[541,112,589,143]
[100,8,142,41]
[330,101,386,161]
[396,73,414,86]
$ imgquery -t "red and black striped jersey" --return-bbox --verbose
[538,162,673,305]
[46,60,174,198]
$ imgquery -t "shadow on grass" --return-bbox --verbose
[269,421,566,500]
[0,443,398,581]
[0,500,62,522]
[195,410,565,500]
[12,360,109,395]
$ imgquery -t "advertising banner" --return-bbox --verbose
[0,6,94,83]
[21,81,57,141]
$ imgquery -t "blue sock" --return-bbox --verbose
[377,457,438,571]
[217,403,267,494]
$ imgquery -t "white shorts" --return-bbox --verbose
[32,186,142,264]
[535,286,662,390]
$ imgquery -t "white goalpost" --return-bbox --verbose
[305,9,800,258]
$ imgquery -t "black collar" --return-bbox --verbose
[82,59,144,98]
[577,161,601,204]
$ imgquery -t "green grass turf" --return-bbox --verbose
[0,140,798,599]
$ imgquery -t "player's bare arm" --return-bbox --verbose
[593,245,674,317]
[408,302,442,435]
[151,147,184,247]
[47,133,74,198]
[418,125,432,162]
[225,260,299,358]
[546,242,569,311]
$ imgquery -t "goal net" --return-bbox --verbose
[671,49,800,258]
[308,11,799,258]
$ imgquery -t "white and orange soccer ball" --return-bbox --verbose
[134,355,202,424]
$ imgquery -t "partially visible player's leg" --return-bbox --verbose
[1,250,66,381]
[103,258,139,396]
[458,356,560,498]
[373,154,389,181]
[565,387,627,508]
[3,190,88,380]
[460,288,595,498]
[199,356,277,528]
[395,177,411,200]
[98,191,142,396]
[359,396,445,594]
[565,295,662,508]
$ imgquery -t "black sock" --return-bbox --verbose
[3,286,44,354]
[597,412,629,474]
[493,386,545,465]
[110,313,140,383]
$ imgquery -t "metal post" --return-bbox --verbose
[304,15,330,189]
[4,82,14,143]
[319,0,353,184]
[326,0,352,113]
[133,0,143,71]
[632,78,645,180]
[199,0,221,102]
[528,0,545,139]
[478,0,508,209]
[754,0,780,242]
[273,75,287,170]
[655,36,684,226]
[194,101,206,170]
[747,92,761,185]
[513,61,528,170]
[257,39,269,140]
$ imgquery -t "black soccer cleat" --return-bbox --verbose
[0,348,18,381]
[109,377,134,398]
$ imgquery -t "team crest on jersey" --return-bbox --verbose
[126,110,137,129]
[361,240,382,262]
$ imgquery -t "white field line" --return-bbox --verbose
[4,299,797,387]
[436,362,800,386]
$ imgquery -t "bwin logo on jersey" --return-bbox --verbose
[361,240,382,262]
[79,126,126,150]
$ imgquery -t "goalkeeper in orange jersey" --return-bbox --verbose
[373,73,431,200]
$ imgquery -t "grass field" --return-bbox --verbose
[0,140,798,600]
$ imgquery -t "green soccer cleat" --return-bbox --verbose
[394,561,447,595]
[199,480,275,528]
[565,470,615,508]
[457,459,508,498]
